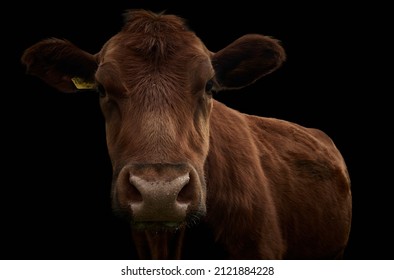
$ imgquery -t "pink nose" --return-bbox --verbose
[128,173,193,222]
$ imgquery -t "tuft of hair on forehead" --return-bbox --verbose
[122,9,188,33]
[121,9,191,62]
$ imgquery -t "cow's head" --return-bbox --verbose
[21,10,285,230]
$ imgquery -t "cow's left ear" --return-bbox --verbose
[212,34,286,90]
[21,38,98,93]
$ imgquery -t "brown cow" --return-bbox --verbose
[21,9,352,259]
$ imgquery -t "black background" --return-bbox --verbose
[2,1,392,260]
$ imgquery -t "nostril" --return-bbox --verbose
[129,181,143,202]
[177,180,194,204]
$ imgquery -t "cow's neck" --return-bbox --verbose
[131,228,186,259]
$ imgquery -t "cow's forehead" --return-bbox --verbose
[97,10,208,62]
[98,30,210,64]
[95,30,213,95]
[95,10,214,96]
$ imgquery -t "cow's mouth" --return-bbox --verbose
[131,225,188,259]
[131,210,205,231]
[131,221,184,231]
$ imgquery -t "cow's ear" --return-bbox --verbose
[21,38,98,93]
[212,34,286,90]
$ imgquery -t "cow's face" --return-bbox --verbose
[96,26,215,228]
[21,10,285,230]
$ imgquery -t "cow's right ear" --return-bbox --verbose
[21,38,98,93]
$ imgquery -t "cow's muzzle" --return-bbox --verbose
[114,163,204,226]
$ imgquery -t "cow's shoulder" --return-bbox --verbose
[209,100,347,174]
[209,101,336,157]
[245,114,338,157]
[244,113,349,184]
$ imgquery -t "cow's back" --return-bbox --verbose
[206,100,352,259]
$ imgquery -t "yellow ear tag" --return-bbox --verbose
[71,77,96,90]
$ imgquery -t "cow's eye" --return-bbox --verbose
[97,84,106,97]
[205,79,215,95]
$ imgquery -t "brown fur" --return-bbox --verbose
[21,10,352,259]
